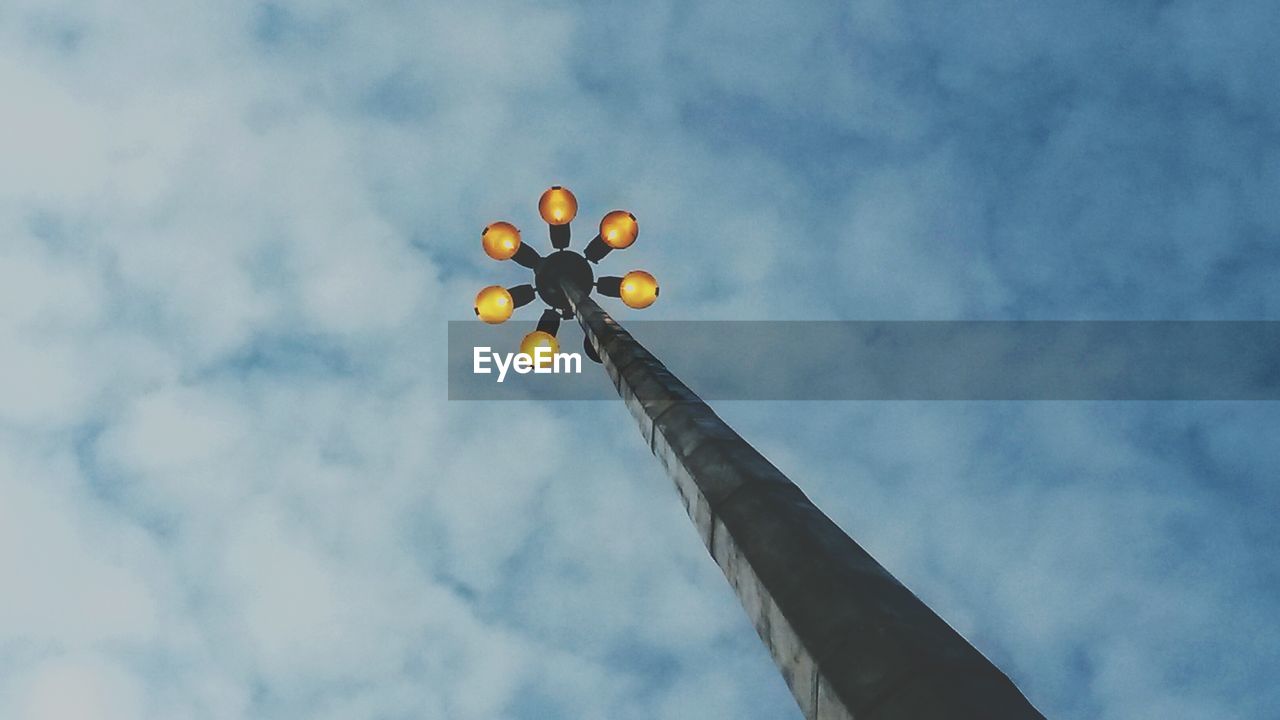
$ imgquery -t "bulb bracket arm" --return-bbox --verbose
[597,276,622,297]
[584,235,612,263]
[508,284,536,308]
[550,223,571,250]
[536,308,561,337]
[513,244,541,269]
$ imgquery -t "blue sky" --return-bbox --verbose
[2,1,1279,718]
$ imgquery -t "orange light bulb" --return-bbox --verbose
[474,286,515,324]
[519,330,560,368]
[482,222,521,260]
[599,210,639,249]
[538,186,578,226]
[620,270,659,309]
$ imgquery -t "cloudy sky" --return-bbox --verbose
[3,1,1279,718]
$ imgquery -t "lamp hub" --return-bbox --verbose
[534,250,593,312]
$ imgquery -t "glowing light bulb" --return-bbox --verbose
[520,330,560,368]
[599,210,639,249]
[538,186,578,226]
[619,270,659,309]
[482,222,521,260]
[474,285,514,324]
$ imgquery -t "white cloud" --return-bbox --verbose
[0,451,158,648]
[3,654,148,720]
[2,1,1278,719]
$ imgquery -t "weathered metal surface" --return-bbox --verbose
[565,286,1045,720]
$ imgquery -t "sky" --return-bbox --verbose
[2,1,1279,718]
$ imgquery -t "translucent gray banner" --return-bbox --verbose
[448,321,1280,401]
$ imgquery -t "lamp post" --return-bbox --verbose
[474,188,1045,720]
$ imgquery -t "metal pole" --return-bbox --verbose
[565,285,1045,720]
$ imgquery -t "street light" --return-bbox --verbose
[599,210,639,248]
[469,188,1043,720]
[473,285,513,324]
[538,186,578,225]
[519,330,560,369]
[481,221,521,260]
[619,270,660,309]
[475,186,658,361]
[474,284,536,324]
[586,210,639,262]
[540,186,579,250]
